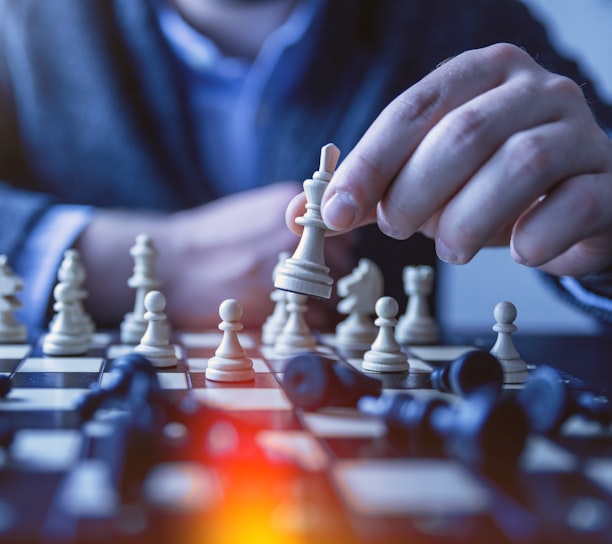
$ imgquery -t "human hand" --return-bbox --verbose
[287,43,612,277]
[77,182,355,330]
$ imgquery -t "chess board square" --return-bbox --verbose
[333,459,491,516]
[190,373,279,389]
[152,373,189,390]
[99,371,188,390]
[11,372,99,389]
[193,388,291,410]
[18,357,104,373]
[585,459,612,495]
[259,345,335,362]
[256,430,329,470]
[186,357,269,373]
[0,362,19,373]
[346,357,432,375]
[106,344,183,360]
[179,332,256,349]
[12,429,82,470]
[303,408,387,438]
[407,345,475,362]
[0,388,89,410]
[520,436,577,473]
[0,344,31,359]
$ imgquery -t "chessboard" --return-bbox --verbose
[0,329,611,544]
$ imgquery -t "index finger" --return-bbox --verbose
[321,44,527,233]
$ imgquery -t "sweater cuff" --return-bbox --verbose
[12,205,94,334]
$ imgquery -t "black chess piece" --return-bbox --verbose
[283,353,382,411]
[519,365,612,434]
[0,374,12,398]
[359,387,528,471]
[0,415,14,449]
[77,353,162,421]
[430,350,504,396]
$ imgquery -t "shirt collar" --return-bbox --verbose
[156,0,323,80]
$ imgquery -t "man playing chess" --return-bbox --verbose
[0,0,610,334]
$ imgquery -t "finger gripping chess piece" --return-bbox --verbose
[362,297,409,373]
[283,353,382,411]
[519,365,612,434]
[274,143,340,299]
[430,350,504,396]
[359,387,528,471]
[134,291,177,368]
[396,265,439,345]
[206,299,255,383]
[489,301,528,384]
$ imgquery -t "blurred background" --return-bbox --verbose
[437,0,612,335]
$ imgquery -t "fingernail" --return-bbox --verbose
[322,191,357,231]
[436,238,459,263]
[510,244,529,266]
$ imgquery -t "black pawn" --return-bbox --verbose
[430,350,504,396]
[519,365,612,434]
[283,353,382,411]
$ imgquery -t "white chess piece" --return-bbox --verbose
[396,265,439,345]
[43,281,89,356]
[206,299,255,382]
[335,259,383,351]
[362,296,410,373]
[274,144,339,299]
[57,249,95,340]
[134,290,177,368]
[121,234,162,344]
[262,251,291,345]
[489,301,528,384]
[0,255,27,344]
[273,292,317,356]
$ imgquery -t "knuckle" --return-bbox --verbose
[442,107,489,150]
[544,72,584,103]
[389,87,443,128]
[505,132,554,180]
[486,42,531,68]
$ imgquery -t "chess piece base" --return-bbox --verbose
[134,344,177,368]
[362,350,410,373]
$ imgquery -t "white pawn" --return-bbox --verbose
[261,251,291,346]
[206,299,255,382]
[273,292,317,356]
[335,259,383,351]
[121,234,162,344]
[0,256,27,344]
[43,282,89,356]
[134,291,177,368]
[363,297,409,373]
[396,265,439,345]
[489,301,528,384]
